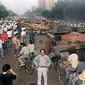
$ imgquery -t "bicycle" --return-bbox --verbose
[15,55,34,75]
[49,54,65,76]
[58,60,77,85]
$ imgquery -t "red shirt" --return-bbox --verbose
[1,33,8,42]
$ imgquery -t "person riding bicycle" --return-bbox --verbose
[28,40,35,60]
[50,41,61,64]
[65,48,79,80]
[18,43,30,66]
[76,53,85,76]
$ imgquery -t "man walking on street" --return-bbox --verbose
[29,29,35,43]
[33,49,51,85]
[12,34,20,56]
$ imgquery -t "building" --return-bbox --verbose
[45,0,54,10]
[38,0,45,10]
[38,0,54,11]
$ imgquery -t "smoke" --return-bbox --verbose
[57,0,85,20]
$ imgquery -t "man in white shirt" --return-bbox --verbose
[28,40,35,53]
[3,26,8,32]
[18,43,29,66]
[7,29,13,39]
[28,40,35,60]
[65,49,79,79]
[0,36,4,57]
[21,30,26,43]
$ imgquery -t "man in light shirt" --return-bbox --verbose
[28,40,35,60]
[7,29,13,40]
[18,43,29,66]
[21,29,26,43]
[33,49,51,85]
[65,49,79,79]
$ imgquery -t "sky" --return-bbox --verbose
[1,0,56,15]
[1,0,38,15]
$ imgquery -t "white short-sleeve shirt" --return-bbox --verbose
[68,53,79,68]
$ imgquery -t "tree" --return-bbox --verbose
[0,5,9,18]
[42,10,51,18]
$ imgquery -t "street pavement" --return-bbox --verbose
[0,34,61,85]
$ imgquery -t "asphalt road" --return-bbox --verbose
[0,34,60,85]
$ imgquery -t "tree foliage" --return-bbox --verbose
[0,5,9,18]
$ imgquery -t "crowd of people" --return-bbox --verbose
[0,19,85,85]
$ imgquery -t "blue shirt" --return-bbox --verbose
[33,54,51,67]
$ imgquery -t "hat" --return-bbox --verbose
[79,70,85,81]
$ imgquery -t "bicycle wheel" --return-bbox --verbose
[25,60,34,75]
[15,59,22,70]
[56,60,66,76]
[58,72,67,85]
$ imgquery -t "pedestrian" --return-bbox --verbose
[29,29,35,43]
[1,31,8,54]
[0,64,18,85]
[1,31,8,42]
[44,35,52,55]
[21,28,26,43]
[0,36,4,57]
[3,25,8,32]
[12,34,20,56]
[7,29,13,41]
[33,49,51,85]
